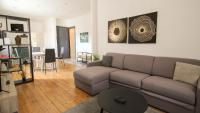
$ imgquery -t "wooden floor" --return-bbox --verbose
[16,62,90,113]
[16,61,164,113]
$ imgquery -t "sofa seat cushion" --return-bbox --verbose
[142,76,196,105]
[74,66,119,85]
[110,70,150,88]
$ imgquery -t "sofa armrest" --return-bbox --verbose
[195,78,200,113]
[87,61,102,67]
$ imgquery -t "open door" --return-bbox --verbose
[56,26,70,58]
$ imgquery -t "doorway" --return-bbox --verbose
[57,26,70,58]
[68,27,76,60]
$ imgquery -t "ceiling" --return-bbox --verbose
[0,0,90,20]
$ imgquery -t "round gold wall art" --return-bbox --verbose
[108,18,127,43]
[129,15,156,43]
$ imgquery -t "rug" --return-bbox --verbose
[63,97,162,113]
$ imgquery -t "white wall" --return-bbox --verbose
[30,20,45,49]
[57,12,92,53]
[44,18,57,54]
[90,0,98,53]
[97,0,200,60]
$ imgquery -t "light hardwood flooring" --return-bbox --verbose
[16,61,164,113]
[16,62,90,113]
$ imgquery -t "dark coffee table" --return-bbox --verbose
[97,87,148,113]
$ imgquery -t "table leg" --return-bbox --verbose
[100,108,103,113]
[41,56,44,72]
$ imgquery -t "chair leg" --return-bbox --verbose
[62,59,65,66]
[43,62,45,71]
[52,63,54,69]
[45,63,46,74]
[55,62,57,72]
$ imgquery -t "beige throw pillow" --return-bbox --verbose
[173,62,200,86]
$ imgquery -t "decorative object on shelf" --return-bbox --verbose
[20,33,28,38]
[11,24,24,32]
[20,71,26,82]
[0,45,5,51]
[21,59,30,82]
[108,18,127,43]
[80,32,89,43]
[129,12,157,43]
[12,47,30,63]
[15,35,21,45]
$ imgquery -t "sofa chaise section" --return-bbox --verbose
[74,66,119,95]
[74,53,125,95]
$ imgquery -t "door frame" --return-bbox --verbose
[68,26,76,59]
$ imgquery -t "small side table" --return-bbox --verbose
[0,74,18,113]
[97,87,148,113]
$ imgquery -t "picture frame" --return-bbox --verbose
[80,32,89,43]
[128,12,157,44]
[108,18,128,43]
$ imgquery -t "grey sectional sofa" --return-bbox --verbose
[73,53,200,113]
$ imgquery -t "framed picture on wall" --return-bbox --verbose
[128,12,157,44]
[108,18,128,43]
[80,32,89,43]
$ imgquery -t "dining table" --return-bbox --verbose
[32,52,45,71]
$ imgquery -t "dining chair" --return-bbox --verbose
[56,47,65,65]
[32,47,40,52]
[43,49,57,74]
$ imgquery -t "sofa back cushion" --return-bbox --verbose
[106,53,125,69]
[123,54,154,74]
[152,57,200,79]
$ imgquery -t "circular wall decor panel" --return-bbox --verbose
[108,18,127,43]
[129,15,156,42]
[128,12,157,43]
